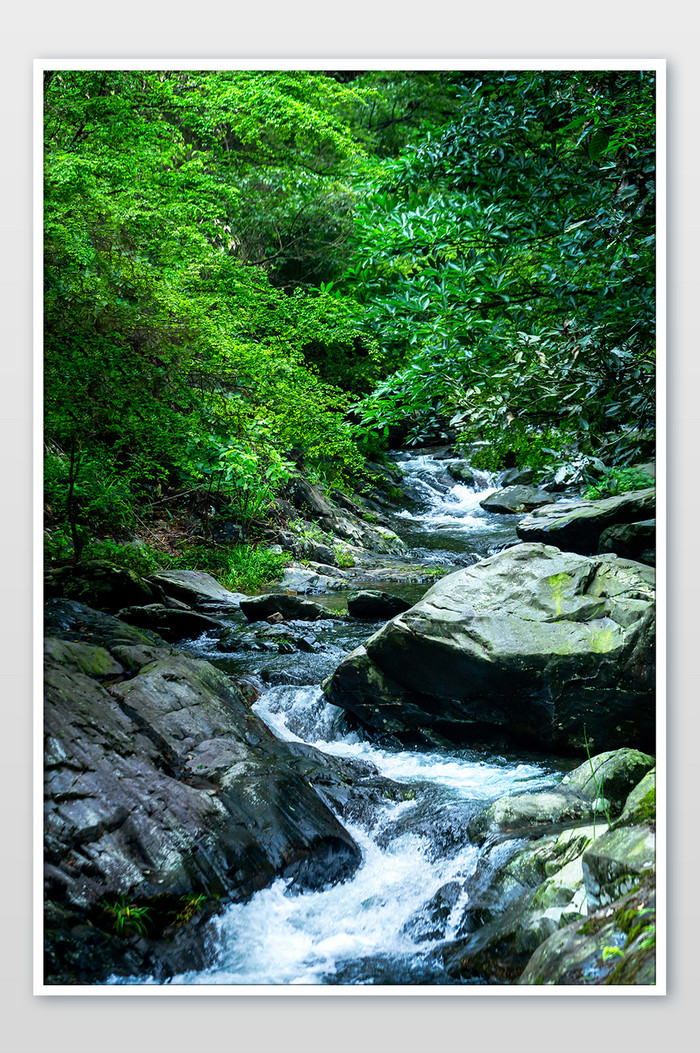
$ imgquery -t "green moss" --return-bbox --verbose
[589,625,618,654]
[634,787,656,824]
[46,639,124,679]
[547,572,571,618]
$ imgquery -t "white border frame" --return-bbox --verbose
[33,57,667,996]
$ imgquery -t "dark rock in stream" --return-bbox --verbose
[440,753,656,985]
[117,603,222,641]
[347,590,412,620]
[148,569,246,611]
[239,593,329,622]
[598,519,656,566]
[499,467,534,487]
[325,543,655,755]
[517,488,656,556]
[43,600,364,984]
[480,485,552,514]
[447,462,476,486]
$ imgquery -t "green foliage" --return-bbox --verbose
[168,544,287,594]
[584,466,655,500]
[346,70,656,467]
[171,893,208,926]
[332,544,356,568]
[458,423,575,474]
[103,896,152,938]
[603,904,656,981]
[76,539,168,577]
[584,726,612,828]
[43,69,377,557]
[50,536,286,594]
[43,69,655,563]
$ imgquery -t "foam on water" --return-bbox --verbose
[254,685,559,798]
[107,452,563,986]
[125,814,485,986]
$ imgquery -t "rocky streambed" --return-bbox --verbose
[43,451,658,987]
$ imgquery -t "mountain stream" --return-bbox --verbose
[117,453,571,987]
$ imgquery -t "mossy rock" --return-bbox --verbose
[611,770,656,830]
[559,748,655,818]
[45,560,161,612]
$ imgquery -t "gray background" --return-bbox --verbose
[3,6,694,1050]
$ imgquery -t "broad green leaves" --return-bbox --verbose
[345,70,656,466]
[44,70,373,553]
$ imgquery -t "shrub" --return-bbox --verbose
[584,466,654,500]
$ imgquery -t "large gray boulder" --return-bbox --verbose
[44,601,362,983]
[480,485,552,514]
[45,559,163,612]
[517,489,655,556]
[239,593,329,622]
[598,519,655,566]
[324,543,655,754]
[148,569,245,611]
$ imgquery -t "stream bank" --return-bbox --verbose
[43,450,657,986]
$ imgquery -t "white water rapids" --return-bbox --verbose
[111,453,566,987]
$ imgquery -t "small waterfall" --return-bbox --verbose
[111,452,564,987]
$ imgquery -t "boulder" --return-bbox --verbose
[45,597,166,653]
[346,591,413,620]
[517,884,656,985]
[500,467,534,487]
[441,825,603,983]
[466,749,654,847]
[466,792,598,848]
[517,489,656,555]
[148,570,245,611]
[286,476,405,554]
[441,751,657,985]
[560,749,655,817]
[480,485,552,514]
[44,605,362,983]
[447,462,477,486]
[324,543,655,754]
[116,604,222,641]
[582,826,656,910]
[239,593,329,622]
[45,560,162,612]
[598,519,655,566]
[280,566,347,594]
[611,769,656,830]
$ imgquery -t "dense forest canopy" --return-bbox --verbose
[43,68,656,567]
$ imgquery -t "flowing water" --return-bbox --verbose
[117,452,569,987]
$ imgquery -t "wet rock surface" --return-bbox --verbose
[516,488,656,555]
[43,602,370,983]
[147,569,246,611]
[43,451,658,988]
[325,543,655,754]
[346,590,413,620]
[480,485,552,514]
[440,758,657,985]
